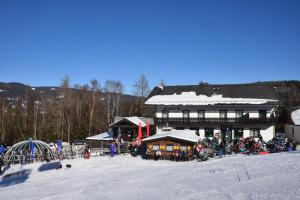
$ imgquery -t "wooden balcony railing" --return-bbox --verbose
[155,117,276,125]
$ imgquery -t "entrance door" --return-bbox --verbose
[221,126,232,144]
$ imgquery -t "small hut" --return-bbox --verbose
[142,130,200,160]
[86,132,114,155]
[110,116,155,141]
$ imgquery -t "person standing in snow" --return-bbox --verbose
[0,145,4,155]
[248,137,255,155]
[110,142,116,157]
[292,141,297,151]
[85,145,91,159]
[154,150,161,161]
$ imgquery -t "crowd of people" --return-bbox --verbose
[193,135,298,162]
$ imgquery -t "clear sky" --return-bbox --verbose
[0,0,299,94]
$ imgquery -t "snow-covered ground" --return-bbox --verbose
[1,152,300,200]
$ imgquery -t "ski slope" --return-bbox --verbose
[1,152,300,200]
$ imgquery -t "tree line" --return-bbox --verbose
[0,74,154,145]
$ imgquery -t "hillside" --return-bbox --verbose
[0,82,136,102]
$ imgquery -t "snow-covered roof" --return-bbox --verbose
[86,132,114,141]
[145,92,278,106]
[291,109,300,125]
[142,130,200,143]
[110,117,146,127]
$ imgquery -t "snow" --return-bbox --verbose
[291,109,300,125]
[145,92,278,105]
[86,131,114,141]
[31,87,36,91]
[142,129,200,143]
[0,153,300,200]
[110,116,146,127]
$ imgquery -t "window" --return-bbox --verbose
[183,110,190,118]
[220,110,227,119]
[166,144,173,151]
[198,110,205,119]
[234,128,244,139]
[259,110,267,118]
[250,128,260,138]
[160,145,166,150]
[153,144,160,150]
[204,128,214,137]
[236,110,243,118]
[180,146,187,151]
[162,110,169,118]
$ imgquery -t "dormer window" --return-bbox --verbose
[183,110,190,118]
[198,110,205,119]
[236,110,243,118]
[259,110,267,118]
[162,110,169,118]
[220,110,227,119]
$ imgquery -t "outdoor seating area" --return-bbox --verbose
[139,130,298,162]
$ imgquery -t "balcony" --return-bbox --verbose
[155,117,277,125]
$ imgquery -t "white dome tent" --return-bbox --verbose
[5,138,55,163]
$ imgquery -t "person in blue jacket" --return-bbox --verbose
[0,145,4,155]
[110,142,116,157]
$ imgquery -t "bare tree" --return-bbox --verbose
[104,80,124,125]
[104,80,113,125]
[33,100,39,139]
[59,75,73,142]
[112,81,124,117]
[133,74,150,115]
[0,100,6,143]
[159,78,166,87]
[88,79,100,136]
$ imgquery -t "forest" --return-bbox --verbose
[0,74,156,145]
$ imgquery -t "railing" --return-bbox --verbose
[155,117,277,125]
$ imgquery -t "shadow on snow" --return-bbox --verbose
[38,161,61,172]
[0,169,31,187]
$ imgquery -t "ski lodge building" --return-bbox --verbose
[145,83,279,144]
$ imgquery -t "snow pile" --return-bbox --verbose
[145,91,278,105]
[86,131,114,141]
[0,153,300,199]
[291,109,300,125]
[143,129,200,143]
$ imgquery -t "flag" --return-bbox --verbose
[138,122,142,141]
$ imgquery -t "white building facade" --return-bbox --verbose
[285,109,300,143]
[145,84,279,143]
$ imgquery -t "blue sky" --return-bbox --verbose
[0,0,299,94]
